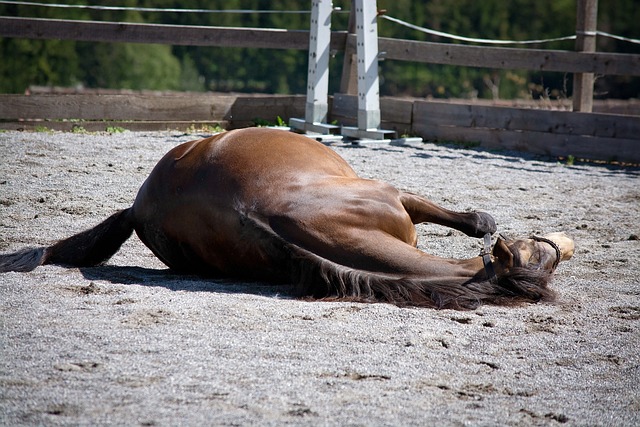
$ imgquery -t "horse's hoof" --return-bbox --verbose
[471,212,497,237]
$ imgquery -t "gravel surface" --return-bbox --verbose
[1,130,639,426]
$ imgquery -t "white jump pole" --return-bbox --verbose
[291,0,414,144]
[289,0,339,135]
[341,0,396,140]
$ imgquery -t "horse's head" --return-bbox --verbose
[492,232,574,274]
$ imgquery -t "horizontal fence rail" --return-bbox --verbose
[0,16,347,50]
[376,36,640,76]
[0,93,306,131]
[0,93,231,121]
[331,94,640,163]
[411,100,640,163]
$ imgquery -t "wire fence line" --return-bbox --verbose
[381,15,640,46]
[0,0,335,14]
[380,15,577,45]
[2,0,638,46]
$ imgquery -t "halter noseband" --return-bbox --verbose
[530,235,562,271]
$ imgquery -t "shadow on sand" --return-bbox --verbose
[79,265,293,298]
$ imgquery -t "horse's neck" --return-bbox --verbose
[416,254,489,281]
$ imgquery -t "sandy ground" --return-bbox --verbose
[0,130,638,426]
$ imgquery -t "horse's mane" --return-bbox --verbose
[241,211,555,310]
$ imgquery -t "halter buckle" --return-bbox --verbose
[481,233,497,282]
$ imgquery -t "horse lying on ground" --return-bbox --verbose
[0,127,574,309]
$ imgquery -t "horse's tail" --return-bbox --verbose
[0,208,135,273]
[242,211,554,310]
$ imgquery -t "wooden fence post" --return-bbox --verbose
[572,0,598,112]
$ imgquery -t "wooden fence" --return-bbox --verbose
[331,94,640,163]
[0,92,306,131]
[1,3,639,163]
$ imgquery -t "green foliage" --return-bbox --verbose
[106,126,127,134]
[0,38,80,92]
[253,117,273,127]
[71,125,88,134]
[185,123,225,134]
[79,42,182,90]
[0,0,637,98]
[34,125,53,133]
[377,0,639,99]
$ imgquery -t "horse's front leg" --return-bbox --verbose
[399,192,496,238]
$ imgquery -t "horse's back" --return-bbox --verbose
[130,128,414,277]
[188,127,358,179]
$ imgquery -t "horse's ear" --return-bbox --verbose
[492,237,514,270]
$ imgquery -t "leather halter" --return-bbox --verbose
[480,233,496,282]
[480,233,562,282]
[530,235,562,271]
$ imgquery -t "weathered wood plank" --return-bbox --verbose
[381,98,414,125]
[378,37,640,76]
[0,93,307,126]
[224,95,306,128]
[0,93,237,121]
[330,94,414,134]
[330,93,356,120]
[0,120,227,132]
[412,123,640,163]
[331,94,413,124]
[0,17,348,51]
[413,101,640,140]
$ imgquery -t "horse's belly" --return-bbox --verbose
[135,199,280,278]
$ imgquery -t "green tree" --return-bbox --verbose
[0,38,80,92]
[77,42,181,90]
[0,0,637,98]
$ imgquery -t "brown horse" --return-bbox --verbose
[0,128,573,309]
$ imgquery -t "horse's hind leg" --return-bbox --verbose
[399,192,496,238]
